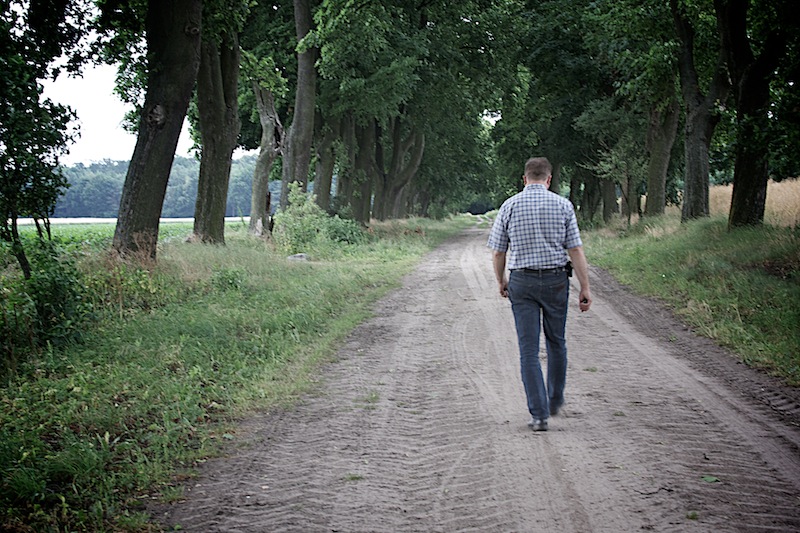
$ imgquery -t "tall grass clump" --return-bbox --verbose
[0,213,471,532]
[585,214,799,384]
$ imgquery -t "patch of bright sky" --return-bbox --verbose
[41,63,194,166]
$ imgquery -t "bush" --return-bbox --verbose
[273,183,367,253]
[1,243,91,374]
[25,244,90,345]
[0,280,37,372]
[326,215,366,245]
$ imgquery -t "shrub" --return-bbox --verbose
[0,279,37,373]
[1,242,91,374]
[24,244,90,345]
[325,215,366,245]
[273,183,367,253]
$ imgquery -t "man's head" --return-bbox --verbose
[524,157,552,185]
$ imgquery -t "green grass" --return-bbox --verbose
[583,214,800,384]
[0,215,472,532]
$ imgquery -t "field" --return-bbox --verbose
[709,179,800,227]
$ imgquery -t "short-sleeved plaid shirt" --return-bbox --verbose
[487,183,582,270]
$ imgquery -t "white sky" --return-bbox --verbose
[41,64,194,166]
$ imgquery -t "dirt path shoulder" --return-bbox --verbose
[152,226,800,532]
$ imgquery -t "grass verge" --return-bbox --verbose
[583,214,799,385]
[0,215,473,532]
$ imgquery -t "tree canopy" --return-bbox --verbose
[5,0,798,263]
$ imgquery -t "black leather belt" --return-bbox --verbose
[515,266,567,274]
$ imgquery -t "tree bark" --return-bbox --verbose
[280,0,317,208]
[113,0,202,260]
[643,95,680,216]
[671,0,729,222]
[194,31,241,244]
[9,217,32,279]
[715,0,786,228]
[249,82,282,236]
[580,171,602,223]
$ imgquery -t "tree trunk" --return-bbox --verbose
[550,162,562,195]
[671,0,729,222]
[351,120,377,224]
[249,82,282,236]
[580,171,602,223]
[280,0,317,208]
[314,113,339,212]
[194,31,241,244]
[374,119,425,221]
[8,217,32,279]
[568,172,580,210]
[334,113,356,213]
[715,0,786,228]
[113,0,202,260]
[643,95,680,216]
[601,178,618,223]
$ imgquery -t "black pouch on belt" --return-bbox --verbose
[566,261,573,277]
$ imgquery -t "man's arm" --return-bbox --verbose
[492,250,509,298]
[567,246,592,312]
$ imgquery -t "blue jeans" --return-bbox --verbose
[507,269,569,420]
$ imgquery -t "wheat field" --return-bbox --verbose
[709,179,800,227]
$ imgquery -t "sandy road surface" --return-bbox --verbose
[153,226,800,532]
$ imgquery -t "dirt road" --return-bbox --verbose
[154,226,800,532]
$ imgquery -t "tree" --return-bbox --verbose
[0,0,85,278]
[242,52,285,235]
[238,0,293,235]
[315,0,517,222]
[107,0,203,260]
[582,0,682,218]
[494,0,609,219]
[670,0,730,221]
[280,0,318,208]
[715,0,799,227]
[192,0,248,244]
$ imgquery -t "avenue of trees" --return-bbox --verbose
[2,0,799,267]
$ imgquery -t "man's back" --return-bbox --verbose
[488,183,581,271]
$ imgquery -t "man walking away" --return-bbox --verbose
[487,157,592,432]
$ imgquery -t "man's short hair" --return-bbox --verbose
[525,157,552,181]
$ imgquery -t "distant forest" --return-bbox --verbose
[54,154,282,218]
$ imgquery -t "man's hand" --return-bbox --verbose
[568,246,592,312]
[492,250,509,298]
[578,288,592,312]
[498,279,509,298]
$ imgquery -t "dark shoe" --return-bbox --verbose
[550,403,561,417]
[528,418,548,431]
